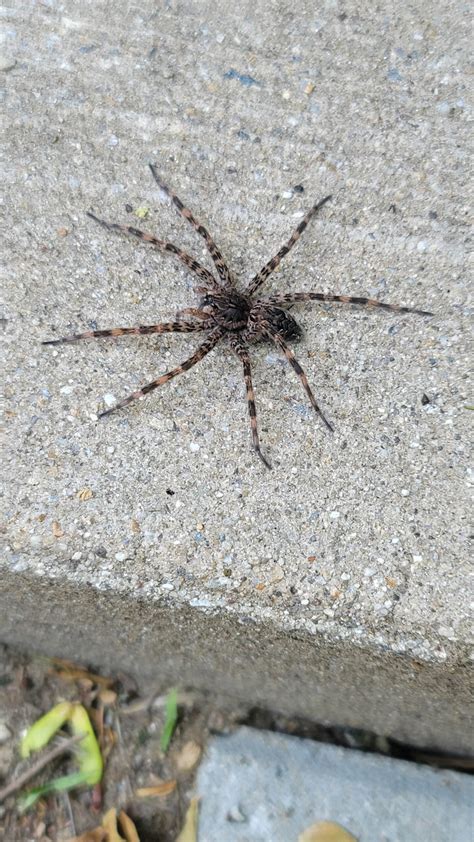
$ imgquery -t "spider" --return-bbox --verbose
[43,164,432,469]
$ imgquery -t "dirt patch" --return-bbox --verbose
[0,645,242,841]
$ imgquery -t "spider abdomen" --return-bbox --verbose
[262,306,303,341]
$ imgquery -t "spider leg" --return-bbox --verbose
[99,327,224,418]
[247,195,332,296]
[264,292,432,317]
[230,337,272,470]
[42,320,214,345]
[149,164,235,287]
[86,212,220,292]
[262,322,333,432]
[175,308,212,322]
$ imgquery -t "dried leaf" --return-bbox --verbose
[135,779,177,798]
[176,797,199,842]
[66,829,107,842]
[98,688,117,706]
[175,740,202,772]
[134,207,149,219]
[118,810,140,842]
[130,518,140,534]
[102,808,126,842]
[57,227,69,237]
[78,488,94,502]
[50,658,114,687]
[304,81,315,95]
[298,820,358,842]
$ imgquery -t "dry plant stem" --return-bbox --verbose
[0,734,83,802]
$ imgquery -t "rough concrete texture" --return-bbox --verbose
[2,2,471,750]
[196,727,474,842]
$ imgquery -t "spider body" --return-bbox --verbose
[254,305,304,342]
[44,165,432,469]
[199,289,251,330]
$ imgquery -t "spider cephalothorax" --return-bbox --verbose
[198,290,251,330]
[44,164,432,469]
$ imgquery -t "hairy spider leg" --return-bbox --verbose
[262,322,333,432]
[87,212,220,292]
[42,320,215,345]
[265,292,432,317]
[149,164,235,287]
[247,195,332,296]
[99,327,224,418]
[230,336,272,470]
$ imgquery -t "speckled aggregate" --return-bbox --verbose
[1,0,471,748]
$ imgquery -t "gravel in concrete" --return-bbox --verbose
[2,1,471,750]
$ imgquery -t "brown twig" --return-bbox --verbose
[0,733,83,802]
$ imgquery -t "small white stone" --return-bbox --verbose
[60,385,73,395]
[106,445,115,454]
[330,510,340,519]
[189,442,200,452]
[115,551,126,562]
[72,551,82,561]
[438,625,456,639]
[0,57,16,72]
[281,190,293,199]
[227,805,246,823]
[162,582,174,590]
[0,722,12,744]
[400,488,409,497]
[103,393,117,408]
[413,554,423,562]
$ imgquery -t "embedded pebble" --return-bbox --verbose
[0,722,12,744]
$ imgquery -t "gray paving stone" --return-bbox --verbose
[196,727,474,842]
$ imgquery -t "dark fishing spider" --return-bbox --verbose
[44,165,432,469]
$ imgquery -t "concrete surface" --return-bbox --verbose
[2,2,472,751]
[195,727,474,842]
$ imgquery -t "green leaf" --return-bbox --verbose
[18,703,103,812]
[69,704,103,785]
[20,702,72,758]
[18,771,88,812]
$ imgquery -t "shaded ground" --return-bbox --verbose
[0,646,239,841]
[1,646,471,841]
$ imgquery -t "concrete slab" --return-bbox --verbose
[195,727,474,842]
[2,1,471,751]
